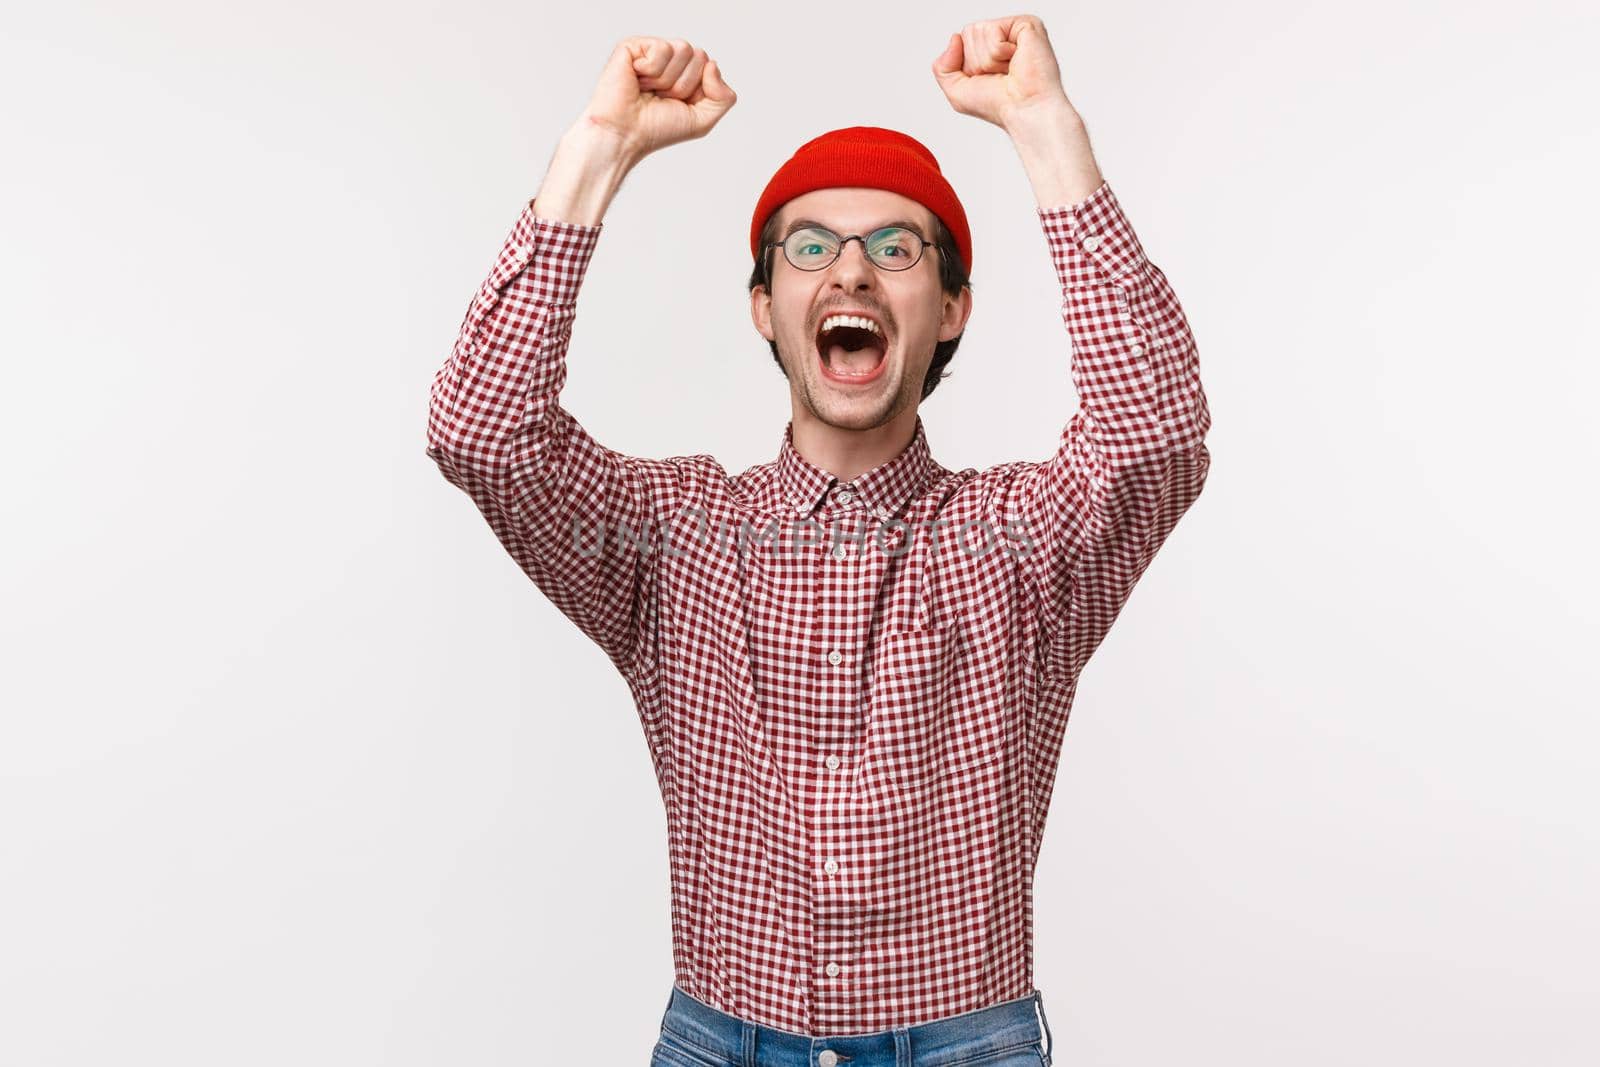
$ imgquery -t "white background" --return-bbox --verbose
[3,1,1597,1064]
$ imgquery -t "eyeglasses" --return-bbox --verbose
[766,225,937,273]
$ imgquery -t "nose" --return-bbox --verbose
[828,237,878,290]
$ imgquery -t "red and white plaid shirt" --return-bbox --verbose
[427,179,1211,1036]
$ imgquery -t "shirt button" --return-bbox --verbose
[836,489,855,504]
[825,962,841,977]
[819,1051,839,1067]
[1081,233,1101,252]
[827,649,843,666]
[832,543,848,559]
[795,503,810,515]
[825,755,841,770]
[874,506,890,520]
[1130,343,1145,357]
[823,859,839,874]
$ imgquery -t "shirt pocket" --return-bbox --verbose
[862,620,960,807]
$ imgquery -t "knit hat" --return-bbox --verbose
[750,126,972,274]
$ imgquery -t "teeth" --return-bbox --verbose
[820,314,883,337]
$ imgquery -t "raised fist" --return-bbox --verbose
[931,15,1068,130]
[581,37,737,163]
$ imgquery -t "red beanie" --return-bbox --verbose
[750,126,972,274]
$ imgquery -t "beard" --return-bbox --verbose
[776,330,917,432]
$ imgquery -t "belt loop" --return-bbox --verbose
[1033,989,1053,1063]
[894,1026,911,1067]
[742,1018,757,1067]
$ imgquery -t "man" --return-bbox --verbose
[426,15,1211,1065]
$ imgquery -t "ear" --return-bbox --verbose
[938,285,973,342]
[751,283,775,342]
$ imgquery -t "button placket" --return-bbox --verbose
[829,500,872,563]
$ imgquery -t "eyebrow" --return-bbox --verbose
[784,217,930,240]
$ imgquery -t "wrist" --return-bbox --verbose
[567,113,645,172]
[531,121,640,226]
[1005,102,1105,210]
[1003,97,1083,151]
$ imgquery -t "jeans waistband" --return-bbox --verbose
[656,983,1054,1067]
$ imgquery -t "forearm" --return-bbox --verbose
[1005,101,1106,211]
[998,180,1211,656]
[1043,181,1209,461]
[425,195,663,679]
[530,117,642,226]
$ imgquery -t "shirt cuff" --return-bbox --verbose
[1036,181,1150,288]
[482,201,604,306]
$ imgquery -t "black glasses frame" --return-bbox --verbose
[764,226,938,273]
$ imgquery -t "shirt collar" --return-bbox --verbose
[776,416,934,521]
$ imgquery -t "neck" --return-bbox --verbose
[789,404,919,483]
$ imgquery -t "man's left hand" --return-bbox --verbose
[931,14,1072,131]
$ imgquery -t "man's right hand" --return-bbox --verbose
[580,37,737,166]
[531,38,734,227]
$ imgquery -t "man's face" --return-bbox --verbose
[751,187,971,432]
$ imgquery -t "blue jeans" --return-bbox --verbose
[650,984,1056,1067]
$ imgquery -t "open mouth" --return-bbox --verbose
[815,321,889,384]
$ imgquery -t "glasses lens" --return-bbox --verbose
[784,227,840,269]
[865,227,922,270]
